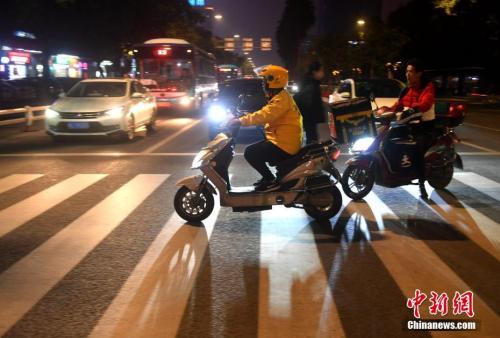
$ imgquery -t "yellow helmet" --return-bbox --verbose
[254,65,289,89]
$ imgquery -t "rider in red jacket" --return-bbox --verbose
[378,59,436,199]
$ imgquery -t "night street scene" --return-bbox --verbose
[0,0,499,337]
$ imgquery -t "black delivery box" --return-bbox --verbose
[328,98,376,144]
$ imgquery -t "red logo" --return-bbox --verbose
[407,290,475,318]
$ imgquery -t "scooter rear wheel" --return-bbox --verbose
[174,186,214,222]
[341,165,375,200]
[304,185,343,221]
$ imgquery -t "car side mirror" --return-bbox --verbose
[339,92,351,99]
[131,92,145,99]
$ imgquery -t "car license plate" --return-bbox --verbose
[67,122,89,129]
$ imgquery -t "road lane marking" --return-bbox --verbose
[464,122,500,132]
[258,207,346,337]
[460,141,499,154]
[402,184,500,260]
[0,174,168,336]
[142,119,202,153]
[342,191,500,336]
[0,174,43,195]
[453,172,500,201]
[0,174,107,238]
[90,201,220,338]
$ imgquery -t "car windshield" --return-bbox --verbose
[219,80,264,98]
[67,82,127,97]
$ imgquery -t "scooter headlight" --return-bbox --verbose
[351,137,375,153]
[208,104,229,122]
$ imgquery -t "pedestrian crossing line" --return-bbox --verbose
[0,174,169,336]
[402,184,500,260]
[0,174,107,239]
[0,174,43,195]
[258,207,346,338]
[90,201,220,338]
[453,172,500,202]
[343,192,500,336]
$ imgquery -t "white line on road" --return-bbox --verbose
[453,172,500,201]
[90,199,220,338]
[0,174,43,195]
[0,174,168,336]
[464,122,500,132]
[142,119,202,153]
[460,141,500,154]
[0,174,107,238]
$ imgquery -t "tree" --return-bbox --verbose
[276,0,315,76]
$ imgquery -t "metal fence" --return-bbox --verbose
[0,106,48,129]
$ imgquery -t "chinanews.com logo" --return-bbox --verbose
[405,289,479,331]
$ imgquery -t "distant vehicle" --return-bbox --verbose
[133,38,218,112]
[206,78,267,139]
[45,79,157,141]
[330,78,405,109]
[217,64,240,83]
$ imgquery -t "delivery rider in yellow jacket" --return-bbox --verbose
[228,65,303,191]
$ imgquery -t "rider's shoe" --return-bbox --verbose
[419,180,428,199]
[254,179,280,192]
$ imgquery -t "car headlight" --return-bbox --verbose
[208,104,229,122]
[105,107,124,118]
[45,108,59,119]
[180,96,192,107]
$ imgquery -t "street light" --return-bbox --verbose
[214,14,223,20]
[357,19,366,26]
[234,34,240,39]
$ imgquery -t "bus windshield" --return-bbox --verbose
[141,59,193,91]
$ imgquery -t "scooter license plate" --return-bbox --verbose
[67,122,90,129]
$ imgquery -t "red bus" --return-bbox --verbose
[133,38,217,111]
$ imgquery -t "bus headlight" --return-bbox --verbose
[208,105,228,122]
[45,108,60,119]
[180,96,192,107]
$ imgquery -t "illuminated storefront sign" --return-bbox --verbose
[51,54,82,78]
[7,51,31,64]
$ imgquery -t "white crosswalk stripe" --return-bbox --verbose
[0,171,498,336]
[0,174,43,195]
[0,174,107,238]
[0,174,168,336]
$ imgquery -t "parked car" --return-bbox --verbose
[206,78,267,139]
[45,79,157,141]
[330,78,405,109]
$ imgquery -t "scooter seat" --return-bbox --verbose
[275,142,329,179]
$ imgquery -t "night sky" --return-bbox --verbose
[209,0,285,66]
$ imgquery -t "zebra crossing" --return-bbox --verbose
[0,172,498,337]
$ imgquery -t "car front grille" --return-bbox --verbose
[59,111,105,119]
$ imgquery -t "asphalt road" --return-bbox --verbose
[0,106,499,338]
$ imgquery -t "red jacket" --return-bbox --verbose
[390,82,435,113]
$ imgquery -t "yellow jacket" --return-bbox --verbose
[239,90,303,155]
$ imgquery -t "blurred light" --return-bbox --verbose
[180,96,192,107]
[357,19,366,26]
[208,104,228,122]
[105,107,124,118]
[45,108,60,119]
[0,57,9,64]
[234,34,240,38]
[351,137,374,152]
[214,14,223,20]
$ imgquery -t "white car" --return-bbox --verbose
[330,78,405,110]
[45,79,157,141]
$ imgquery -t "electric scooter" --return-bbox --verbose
[174,122,343,222]
[341,110,463,200]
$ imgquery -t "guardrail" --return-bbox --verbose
[0,105,48,131]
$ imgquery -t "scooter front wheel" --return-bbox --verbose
[341,165,375,200]
[174,186,214,222]
[304,185,343,221]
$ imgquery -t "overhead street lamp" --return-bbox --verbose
[214,14,223,20]
[234,34,240,39]
[357,19,366,26]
